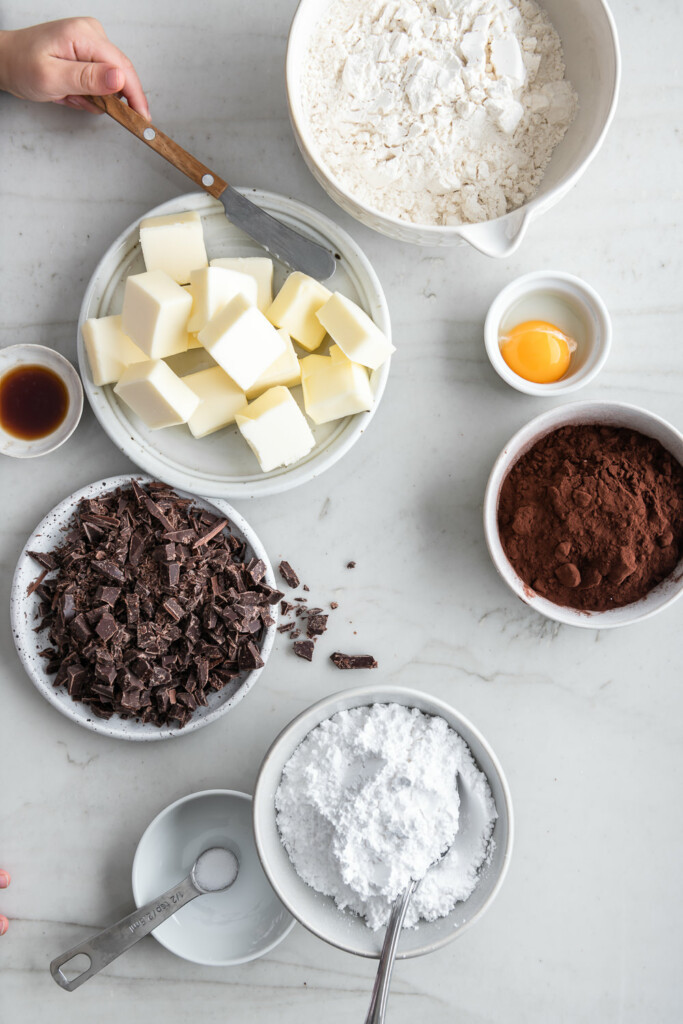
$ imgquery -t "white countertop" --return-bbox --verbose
[1,0,681,1020]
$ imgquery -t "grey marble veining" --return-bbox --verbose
[1,0,682,1021]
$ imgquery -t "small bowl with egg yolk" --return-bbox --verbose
[484,271,612,396]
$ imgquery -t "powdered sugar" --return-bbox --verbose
[302,0,578,225]
[275,703,497,930]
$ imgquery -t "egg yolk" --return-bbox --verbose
[500,320,576,384]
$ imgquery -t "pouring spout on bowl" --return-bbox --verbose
[458,208,531,259]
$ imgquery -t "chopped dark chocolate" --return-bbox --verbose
[30,482,272,729]
[330,602,339,609]
[330,652,378,669]
[346,561,356,569]
[306,613,328,638]
[28,550,58,571]
[293,639,315,661]
[278,560,300,588]
[277,622,295,633]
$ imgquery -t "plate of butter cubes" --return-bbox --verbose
[78,190,393,498]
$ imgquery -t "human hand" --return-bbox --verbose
[0,17,149,118]
[0,870,10,936]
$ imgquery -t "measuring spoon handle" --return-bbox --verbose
[50,872,199,991]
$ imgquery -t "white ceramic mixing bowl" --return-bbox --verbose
[286,0,620,256]
[253,686,513,959]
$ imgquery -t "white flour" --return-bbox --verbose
[302,0,578,225]
[275,703,497,930]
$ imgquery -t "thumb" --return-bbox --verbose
[59,59,124,98]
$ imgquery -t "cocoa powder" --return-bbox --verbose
[497,424,683,611]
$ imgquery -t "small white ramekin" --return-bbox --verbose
[484,271,612,396]
[483,401,683,628]
[0,344,83,458]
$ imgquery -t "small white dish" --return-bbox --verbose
[484,271,612,395]
[77,190,391,499]
[253,685,513,960]
[0,344,83,458]
[10,475,277,740]
[483,401,683,628]
[132,790,294,965]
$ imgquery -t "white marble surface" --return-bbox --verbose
[1,0,682,1020]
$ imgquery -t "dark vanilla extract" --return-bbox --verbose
[0,364,69,440]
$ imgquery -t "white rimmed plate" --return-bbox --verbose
[77,190,391,498]
[10,475,277,741]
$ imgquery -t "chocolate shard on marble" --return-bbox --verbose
[278,560,300,588]
[306,613,328,638]
[293,639,315,661]
[330,652,378,670]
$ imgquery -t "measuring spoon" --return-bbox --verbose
[50,846,239,991]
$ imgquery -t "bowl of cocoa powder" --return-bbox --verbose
[484,402,683,627]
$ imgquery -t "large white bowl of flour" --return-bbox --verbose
[287,0,620,256]
[253,686,513,958]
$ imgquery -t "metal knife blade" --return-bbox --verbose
[220,187,336,282]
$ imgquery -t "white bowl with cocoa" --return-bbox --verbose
[484,402,683,628]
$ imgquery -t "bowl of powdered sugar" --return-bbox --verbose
[287,0,620,255]
[253,686,513,958]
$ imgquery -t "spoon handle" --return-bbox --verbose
[50,873,199,991]
[364,879,419,1024]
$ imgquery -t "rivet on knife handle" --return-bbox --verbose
[86,94,228,200]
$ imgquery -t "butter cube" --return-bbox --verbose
[316,293,394,370]
[114,359,200,429]
[122,270,192,359]
[299,354,332,378]
[82,314,147,386]
[181,286,203,348]
[210,257,274,312]
[187,267,258,334]
[245,330,301,399]
[139,211,208,285]
[300,352,373,425]
[235,386,315,473]
[198,294,286,391]
[266,272,332,351]
[182,366,246,438]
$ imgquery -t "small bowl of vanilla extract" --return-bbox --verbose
[0,345,83,458]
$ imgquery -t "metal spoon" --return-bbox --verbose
[364,877,420,1024]
[50,846,239,991]
[364,773,465,1024]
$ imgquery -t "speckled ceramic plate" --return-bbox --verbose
[77,190,391,498]
[10,475,277,741]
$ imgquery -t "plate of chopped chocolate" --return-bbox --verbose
[10,476,280,740]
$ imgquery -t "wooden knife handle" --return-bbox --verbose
[86,94,228,200]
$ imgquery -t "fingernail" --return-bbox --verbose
[0,918,8,936]
[0,871,10,888]
[105,68,122,90]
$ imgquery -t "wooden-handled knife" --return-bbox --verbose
[87,93,336,282]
